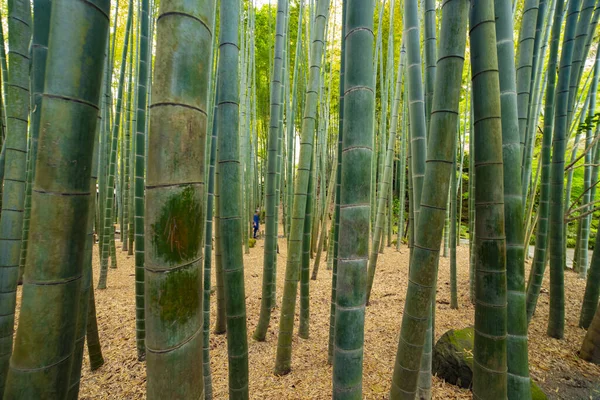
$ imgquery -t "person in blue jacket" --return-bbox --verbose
[253,209,260,239]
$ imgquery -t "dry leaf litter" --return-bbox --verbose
[12,233,599,399]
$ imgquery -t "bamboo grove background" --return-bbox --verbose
[1,0,600,399]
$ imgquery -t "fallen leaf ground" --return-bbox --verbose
[70,235,600,399]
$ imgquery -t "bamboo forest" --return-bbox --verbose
[7,0,600,399]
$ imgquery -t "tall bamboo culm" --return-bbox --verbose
[332,0,374,397]
[254,0,289,342]
[144,1,215,398]
[389,1,468,397]
[3,0,109,396]
[548,0,582,339]
[328,0,346,366]
[366,39,405,305]
[494,0,531,397]
[216,1,249,397]
[98,0,135,289]
[0,0,32,391]
[274,0,331,375]
[525,0,564,323]
[470,1,508,398]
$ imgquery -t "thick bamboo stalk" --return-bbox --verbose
[18,0,50,282]
[579,51,600,279]
[328,0,345,366]
[299,153,314,339]
[311,161,337,280]
[521,0,554,204]
[144,1,214,398]
[216,1,249,397]
[548,0,581,339]
[0,0,32,390]
[254,0,290,342]
[3,0,108,395]
[471,2,508,397]
[98,0,135,288]
[515,0,540,161]
[389,1,468,396]
[525,0,564,323]
[133,0,150,362]
[274,0,330,375]
[366,42,405,305]
[495,0,531,396]
[331,1,374,397]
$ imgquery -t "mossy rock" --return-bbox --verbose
[433,327,547,399]
[432,327,474,389]
[248,238,257,248]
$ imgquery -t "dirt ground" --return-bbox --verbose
[72,235,600,399]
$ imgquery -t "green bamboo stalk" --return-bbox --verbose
[216,1,249,397]
[328,0,346,365]
[579,212,600,328]
[375,0,395,251]
[450,145,458,310]
[3,0,108,396]
[580,302,600,364]
[127,17,139,259]
[515,0,539,162]
[68,96,102,400]
[214,144,226,335]
[423,0,436,129]
[566,0,597,128]
[254,0,289,342]
[525,0,564,323]
[389,1,468,397]
[406,0,427,230]
[98,0,135,289]
[332,1,374,397]
[548,0,581,339]
[396,74,408,252]
[407,130,414,258]
[272,1,291,306]
[311,161,337,280]
[286,2,305,238]
[0,17,7,129]
[17,0,50,284]
[121,36,134,253]
[370,0,385,230]
[97,49,111,263]
[457,92,468,248]
[133,0,150,362]
[564,95,590,271]
[524,158,542,259]
[274,0,330,375]
[579,51,600,280]
[299,152,314,339]
[409,0,436,394]
[470,2,508,397]
[521,0,553,203]
[144,1,215,398]
[443,189,450,258]
[366,42,405,304]
[203,92,218,400]
[86,281,104,372]
[0,42,7,193]
[327,216,335,270]
[495,0,531,396]
[469,91,475,305]
[0,0,32,391]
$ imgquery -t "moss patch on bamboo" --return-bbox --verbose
[157,267,200,324]
[151,186,201,264]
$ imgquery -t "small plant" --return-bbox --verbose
[249,238,257,248]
